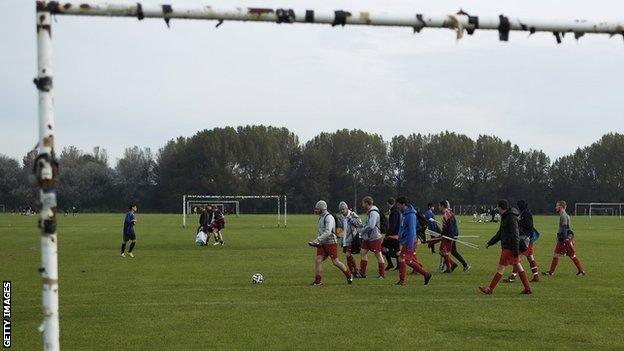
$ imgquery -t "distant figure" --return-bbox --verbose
[542,200,585,277]
[120,204,138,258]
[212,207,226,246]
[199,205,215,244]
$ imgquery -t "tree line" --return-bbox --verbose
[1,126,622,214]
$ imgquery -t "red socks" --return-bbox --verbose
[444,255,454,271]
[549,256,559,273]
[489,272,503,292]
[571,256,584,273]
[529,259,539,277]
[378,262,386,278]
[408,260,429,276]
[347,256,358,275]
[360,260,368,276]
[314,274,322,284]
[518,270,532,291]
[398,261,407,284]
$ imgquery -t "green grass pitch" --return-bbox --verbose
[1,213,623,350]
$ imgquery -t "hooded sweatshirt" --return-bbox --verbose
[361,205,383,241]
[317,210,337,245]
[339,210,362,246]
[487,207,520,256]
[399,205,417,251]
[517,203,534,237]
[388,204,401,236]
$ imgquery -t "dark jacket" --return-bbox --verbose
[199,210,214,231]
[387,204,401,236]
[518,208,534,236]
[487,208,520,256]
[441,210,459,238]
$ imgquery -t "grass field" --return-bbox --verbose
[1,213,624,350]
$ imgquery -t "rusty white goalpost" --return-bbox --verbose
[33,1,623,350]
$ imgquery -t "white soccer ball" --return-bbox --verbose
[251,273,264,284]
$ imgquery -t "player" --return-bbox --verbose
[480,200,532,295]
[542,200,585,277]
[338,201,363,277]
[359,196,387,279]
[308,200,353,285]
[423,203,439,254]
[396,197,432,286]
[506,200,540,283]
[120,204,138,258]
[212,207,225,246]
[199,204,216,244]
[437,200,458,273]
[382,198,400,271]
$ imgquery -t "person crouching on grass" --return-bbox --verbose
[308,200,353,286]
[338,201,363,277]
[396,197,432,286]
[480,200,532,295]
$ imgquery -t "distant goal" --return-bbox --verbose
[182,195,287,228]
[574,203,623,218]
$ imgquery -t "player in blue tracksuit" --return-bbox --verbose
[121,204,138,258]
[396,197,432,286]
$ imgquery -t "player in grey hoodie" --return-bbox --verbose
[308,200,353,285]
[359,196,386,279]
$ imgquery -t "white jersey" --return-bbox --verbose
[195,231,208,246]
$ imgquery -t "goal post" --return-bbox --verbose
[182,195,287,228]
[574,202,623,218]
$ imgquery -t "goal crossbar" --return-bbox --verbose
[36,2,624,42]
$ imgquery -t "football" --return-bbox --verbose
[251,273,264,284]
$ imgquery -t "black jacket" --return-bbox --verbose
[518,208,534,236]
[199,210,214,229]
[487,208,520,256]
[387,204,401,236]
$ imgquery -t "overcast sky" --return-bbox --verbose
[1,0,622,165]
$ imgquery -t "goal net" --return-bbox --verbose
[574,203,623,218]
[186,200,240,217]
[182,195,287,228]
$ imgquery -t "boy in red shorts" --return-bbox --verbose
[396,197,432,286]
[358,196,387,279]
[542,200,585,277]
[505,200,539,283]
[438,200,458,273]
[308,200,353,286]
[480,200,532,295]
